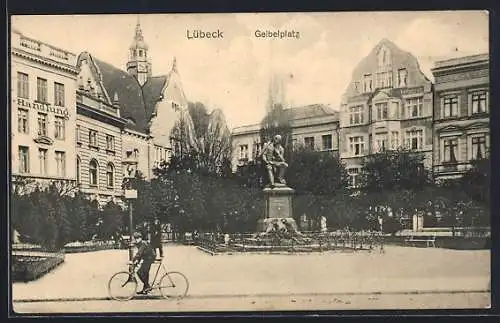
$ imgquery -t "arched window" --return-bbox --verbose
[76,156,81,184]
[89,159,98,186]
[106,162,114,188]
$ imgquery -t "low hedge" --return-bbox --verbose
[12,255,64,282]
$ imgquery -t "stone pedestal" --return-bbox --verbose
[257,184,295,232]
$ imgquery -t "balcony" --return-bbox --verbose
[433,161,474,177]
[12,31,77,67]
[76,92,119,116]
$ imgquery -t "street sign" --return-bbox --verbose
[124,189,138,199]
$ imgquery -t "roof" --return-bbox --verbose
[432,53,489,70]
[232,104,338,135]
[78,52,168,133]
[284,104,338,120]
[142,75,168,122]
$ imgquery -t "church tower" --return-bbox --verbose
[126,16,152,86]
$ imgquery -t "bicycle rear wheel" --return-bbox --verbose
[108,271,138,301]
[159,271,189,300]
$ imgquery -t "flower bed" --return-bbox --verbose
[64,241,120,253]
[12,254,64,282]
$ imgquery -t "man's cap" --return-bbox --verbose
[274,134,282,141]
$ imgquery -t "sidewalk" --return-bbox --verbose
[12,245,490,302]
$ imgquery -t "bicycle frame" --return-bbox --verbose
[126,260,167,290]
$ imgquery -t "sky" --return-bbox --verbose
[11,11,489,129]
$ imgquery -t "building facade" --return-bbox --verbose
[11,29,79,188]
[231,104,339,172]
[76,20,195,181]
[431,53,490,179]
[339,39,433,187]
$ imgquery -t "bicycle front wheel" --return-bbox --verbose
[108,271,138,301]
[159,271,189,300]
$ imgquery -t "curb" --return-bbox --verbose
[13,289,490,303]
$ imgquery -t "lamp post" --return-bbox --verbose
[123,159,138,265]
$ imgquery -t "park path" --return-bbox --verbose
[12,245,490,302]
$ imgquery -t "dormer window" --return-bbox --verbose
[378,46,391,67]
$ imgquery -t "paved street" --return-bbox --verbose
[13,292,490,313]
[12,245,490,311]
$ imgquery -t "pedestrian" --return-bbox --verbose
[132,231,156,294]
[151,217,163,259]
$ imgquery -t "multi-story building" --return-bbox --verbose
[431,53,490,179]
[339,39,433,187]
[74,56,128,205]
[231,104,339,171]
[76,19,194,181]
[11,29,79,189]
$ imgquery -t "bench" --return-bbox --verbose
[405,235,436,248]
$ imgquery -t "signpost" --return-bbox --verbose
[123,161,138,265]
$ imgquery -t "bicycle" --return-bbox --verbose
[108,259,189,301]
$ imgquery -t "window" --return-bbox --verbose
[471,135,488,160]
[374,103,388,121]
[54,82,65,107]
[353,81,360,92]
[443,96,458,118]
[172,102,180,111]
[349,105,364,125]
[471,91,487,114]
[54,116,65,139]
[376,72,392,89]
[106,135,115,151]
[38,148,48,175]
[18,146,30,173]
[304,137,315,150]
[322,134,333,150]
[76,156,81,184]
[36,77,48,103]
[18,109,29,134]
[390,131,399,150]
[397,69,408,87]
[89,159,98,186]
[375,134,387,152]
[239,144,248,159]
[106,163,114,188]
[17,72,29,99]
[76,125,81,143]
[139,49,143,57]
[89,130,98,147]
[363,74,372,93]
[378,47,391,67]
[443,138,458,163]
[406,97,423,118]
[405,129,423,150]
[349,136,365,156]
[55,151,66,177]
[348,167,361,187]
[37,113,47,136]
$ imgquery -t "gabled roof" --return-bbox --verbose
[78,52,169,133]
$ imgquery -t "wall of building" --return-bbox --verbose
[122,130,153,180]
[76,112,124,205]
[11,31,78,185]
[432,55,490,179]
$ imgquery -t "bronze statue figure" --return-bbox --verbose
[261,134,288,187]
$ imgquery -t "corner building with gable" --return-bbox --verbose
[339,39,433,188]
[75,19,194,195]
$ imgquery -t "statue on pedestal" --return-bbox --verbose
[261,134,288,187]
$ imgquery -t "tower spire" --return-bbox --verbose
[172,57,177,72]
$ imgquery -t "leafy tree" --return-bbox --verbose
[101,201,124,239]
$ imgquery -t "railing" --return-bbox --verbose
[433,161,474,174]
[195,231,384,254]
[13,33,77,66]
[77,92,118,116]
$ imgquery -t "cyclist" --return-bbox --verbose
[132,231,156,294]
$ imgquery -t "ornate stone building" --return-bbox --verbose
[11,29,79,189]
[76,19,195,182]
[339,39,433,187]
[431,53,489,179]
